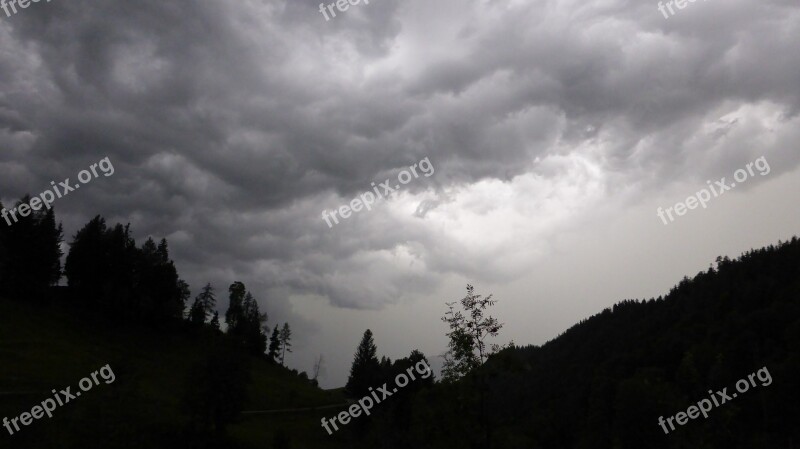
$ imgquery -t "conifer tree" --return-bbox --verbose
[225,281,246,331]
[65,217,136,314]
[268,327,281,362]
[39,207,64,288]
[279,323,293,365]
[225,282,267,355]
[188,283,216,325]
[0,197,63,298]
[242,291,268,355]
[199,283,216,312]
[65,216,187,322]
[345,329,381,397]
[188,299,206,325]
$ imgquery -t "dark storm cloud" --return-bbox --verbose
[0,0,799,321]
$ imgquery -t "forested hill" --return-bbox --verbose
[481,237,800,448]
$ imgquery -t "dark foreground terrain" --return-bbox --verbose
[1,236,799,448]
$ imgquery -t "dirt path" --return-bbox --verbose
[242,402,351,415]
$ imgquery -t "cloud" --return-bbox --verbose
[1,0,799,325]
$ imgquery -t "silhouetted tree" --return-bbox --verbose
[366,350,435,443]
[65,216,188,322]
[224,282,246,331]
[66,217,136,316]
[37,206,64,288]
[268,327,281,362]
[312,354,324,386]
[0,197,63,298]
[188,283,216,326]
[441,285,507,449]
[188,298,206,325]
[135,237,188,320]
[279,323,292,365]
[243,292,268,355]
[225,282,268,355]
[441,284,505,381]
[345,329,381,398]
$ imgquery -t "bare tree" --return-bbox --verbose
[312,354,324,383]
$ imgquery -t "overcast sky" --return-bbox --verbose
[1,0,799,388]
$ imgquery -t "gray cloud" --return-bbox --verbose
[2,0,799,385]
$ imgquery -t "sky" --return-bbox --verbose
[1,0,799,388]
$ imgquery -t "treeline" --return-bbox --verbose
[333,287,512,449]
[0,196,63,300]
[337,329,436,445]
[345,329,434,398]
[330,238,800,449]
[9,195,796,448]
[0,197,295,364]
[186,281,295,364]
[418,237,800,449]
[0,196,313,444]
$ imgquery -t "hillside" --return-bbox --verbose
[0,298,346,448]
[334,237,800,449]
[419,237,800,448]
[2,237,799,449]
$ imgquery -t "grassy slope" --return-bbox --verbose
[0,299,347,448]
